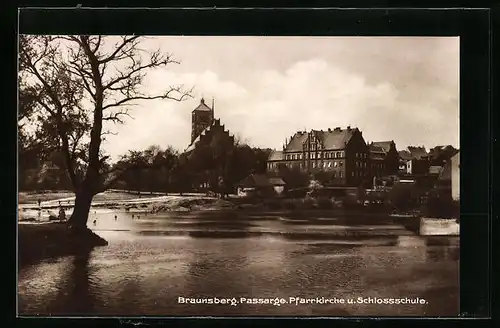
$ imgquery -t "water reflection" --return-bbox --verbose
[19,212,459,317]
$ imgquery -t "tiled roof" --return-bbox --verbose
[192,98,212,112]
[238,174,273,188]
[268,150,284,161]
[183,119,233,154]
[284,128,358,152]
[184,126,211,153]
[268,177,286,186]
[371,141,393,153]
[407,146,428,160]
[398,150,413,161]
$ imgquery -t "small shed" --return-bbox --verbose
[237,174,286,197]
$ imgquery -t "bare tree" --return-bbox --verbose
[19,35,193,229]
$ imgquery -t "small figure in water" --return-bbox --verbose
[114,215,117,220]
[93,219,97,225]
[132,214,135,219]
[37,199,41,208]
[137,215,140,220]
[58,202,66,221]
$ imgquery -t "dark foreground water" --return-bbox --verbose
[18,210,459,317]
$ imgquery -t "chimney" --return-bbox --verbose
[347,126,351,130]
[328,128,331,132]
[334,127,341,132]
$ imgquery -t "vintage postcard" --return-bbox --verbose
[18,35,460,317]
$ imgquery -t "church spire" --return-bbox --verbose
[211,97,215,120]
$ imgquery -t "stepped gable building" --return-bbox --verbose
[183,98,235,155]
[368,140,400,177]
[267,126,370,186]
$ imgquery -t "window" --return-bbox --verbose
[311,153,316,159]
[323,162,328,168]
[328,161,332,168]
[356,153,359,158]
[364,162,367,168]
[312,162,316,168]
[325,152,329,159]
[352,171,355,177]
[334,161,338,167]
[333,171,337,178]
[339,161,344,167]
[317,152,321,159]
[339,171,343,178]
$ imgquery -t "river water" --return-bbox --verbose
[18,209,459,317]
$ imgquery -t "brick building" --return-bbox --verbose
[184,98,235,154]
[181,98,235,190]
[368,141,400,177]
[267,126,370,186]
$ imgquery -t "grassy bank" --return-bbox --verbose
[18,222,108,268]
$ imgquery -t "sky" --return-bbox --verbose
[100,36,459,161]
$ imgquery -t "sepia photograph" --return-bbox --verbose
[17,35,460,317]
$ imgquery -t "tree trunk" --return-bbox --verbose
[68,189,93,229]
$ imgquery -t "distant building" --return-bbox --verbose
[398,150,413,173]
[401,146,430,175]
[428,145,459,166]
[266,126,370,186]
[368,141,400,177]
[181,98,236,190]
[183,98,235,155]
[450,151,460,201]
[236,174,286,197]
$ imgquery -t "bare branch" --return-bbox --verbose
[99,36,141,64]
[103,51,179,91]
[102,108,132,124]
[101,130,118,136]
[102,85,194,110]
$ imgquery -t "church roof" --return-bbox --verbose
[183,118,234,154]
[192,98,213,112]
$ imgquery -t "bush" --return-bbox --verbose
[264,199,282,210]
[317,197,333,209]
[301,197,316,209]
[387,183,421,212]
[423,190,459,218]
[283,199,297,210]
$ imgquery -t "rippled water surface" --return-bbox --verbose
[18,210,459,317]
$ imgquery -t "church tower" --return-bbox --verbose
[191,97,214,144]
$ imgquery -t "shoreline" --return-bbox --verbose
[18,222,108,269]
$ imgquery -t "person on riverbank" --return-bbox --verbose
[58,202,66,221]
[37,199,41,208]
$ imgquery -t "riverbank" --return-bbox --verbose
[18,222,108,268]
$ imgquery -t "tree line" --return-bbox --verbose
[19,142,272,196]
